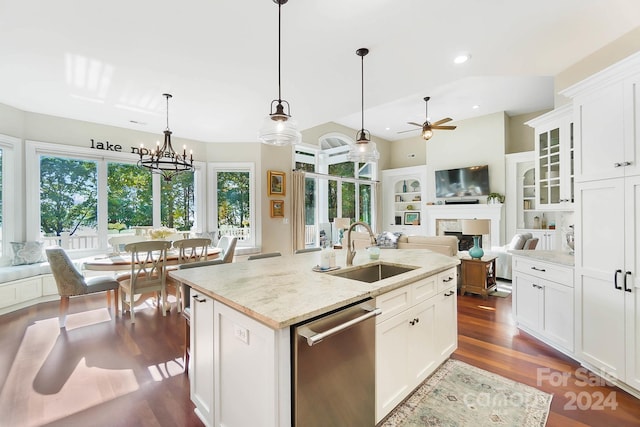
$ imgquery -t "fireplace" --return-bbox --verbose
[444,231,480,252]
[424,204,503,249]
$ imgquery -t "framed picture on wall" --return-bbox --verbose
[268,170,286,196]
[271,200,284,218]
[404,212,420,225]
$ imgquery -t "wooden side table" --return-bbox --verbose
[460,255,498,299]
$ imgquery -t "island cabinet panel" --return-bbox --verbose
[375,267,458,423]
[213,301,289,427]
[190,292,215,427]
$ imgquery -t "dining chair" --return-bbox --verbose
[118,240,172,323]
[167,238,212,312]
[46,247,120,328]
[247,252,282,260]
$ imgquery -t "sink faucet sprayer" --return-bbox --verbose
[346,221,377,266]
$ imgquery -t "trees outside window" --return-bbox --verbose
[40,156,98,239]
[161,171,194,231]
[216,170,252,242]
[107,162,152,230]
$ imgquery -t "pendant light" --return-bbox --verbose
[347,48,380,163]
[258,0,301,146]
[138,93,194,182]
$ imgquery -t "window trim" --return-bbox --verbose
[207,162,259,249]
[0,134,19,262]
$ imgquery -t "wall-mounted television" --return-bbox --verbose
[435,165,490,198]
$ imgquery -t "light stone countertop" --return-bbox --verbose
[169,249,459,329]
[510,250,575,267]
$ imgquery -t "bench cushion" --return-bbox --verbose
[0,262,51,284]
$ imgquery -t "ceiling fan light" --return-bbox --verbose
[422,127,434,140]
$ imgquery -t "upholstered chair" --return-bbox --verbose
[46,247,120,328]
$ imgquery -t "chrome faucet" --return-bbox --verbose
[346,221,377,266]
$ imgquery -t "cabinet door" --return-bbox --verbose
[574,82,626,182]
[191,293,214,427]
[513,273,541,332]
[624,175,640,390]
[433,285,457,360]
[623,72,640,178]
[408,298,437,385]
[541,280,574,352]
[376,311,411,422]
[575,179,626,379]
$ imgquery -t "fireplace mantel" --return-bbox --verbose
[424,204,503,248]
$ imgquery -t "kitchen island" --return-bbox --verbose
[169,248,459,427]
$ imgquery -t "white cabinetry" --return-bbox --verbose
[563,52,640,394]
[190,292,215,427]
[375,267,457,423]
[189,294,291,427]
[574,177,640,392]
[512,256,574,352]
[0,274,58,315]
[564,62,640,182]
[526,104,574,210]
[382,166,427,234]
[516,229,560,251]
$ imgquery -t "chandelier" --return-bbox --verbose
[257,0,301,146]
[347,48,379,163]
[138,93,194,181]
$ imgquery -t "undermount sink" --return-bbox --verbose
[329,262,417,283]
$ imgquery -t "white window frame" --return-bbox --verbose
[207,162,259,249]
[0,134,19,263]
[25,140,205,255]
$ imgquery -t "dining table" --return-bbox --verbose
[82,246,222,272]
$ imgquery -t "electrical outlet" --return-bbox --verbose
[234,324,249,344]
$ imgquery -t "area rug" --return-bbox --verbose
[380,359,552,427]
[489,290,511,298]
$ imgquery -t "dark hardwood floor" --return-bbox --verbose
[1,291,639,426]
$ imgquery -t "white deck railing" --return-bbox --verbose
[42,233,99,250]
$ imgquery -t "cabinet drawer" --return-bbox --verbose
[513,257,573,286]
[437,267,457,292]
[412,275,437,304]
[376,285,412,324]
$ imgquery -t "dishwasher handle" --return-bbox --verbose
[298,305,382,346]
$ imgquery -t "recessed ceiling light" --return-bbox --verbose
[454,53,471,64]
[472,105,480,109]
[385,127,391,131]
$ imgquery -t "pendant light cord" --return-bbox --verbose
[277,1,282,103]
[360,52,364,131]
[165,94,170,131]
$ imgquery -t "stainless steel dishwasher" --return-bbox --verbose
[293,299,381,427]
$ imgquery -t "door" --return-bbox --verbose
[408,298,437,384]
[575,178,626,379]
[542,280,574,351]
[514,273,541,332]
[624,175,640,390]
[433,285,457,359]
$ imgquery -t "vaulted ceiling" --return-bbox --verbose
[1,0,639,143]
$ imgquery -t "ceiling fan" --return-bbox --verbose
[398,96,457,140]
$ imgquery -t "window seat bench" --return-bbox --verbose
[0,263,58,315]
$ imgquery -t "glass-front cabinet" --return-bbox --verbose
[526,104,574,210]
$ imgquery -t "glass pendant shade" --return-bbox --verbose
[347,130,380,163]
[258,103,302,146]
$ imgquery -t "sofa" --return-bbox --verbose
[350,231,537,281]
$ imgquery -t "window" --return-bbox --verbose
[209,163,256,248]
[295,135,377,248]
[26,141,203,253]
